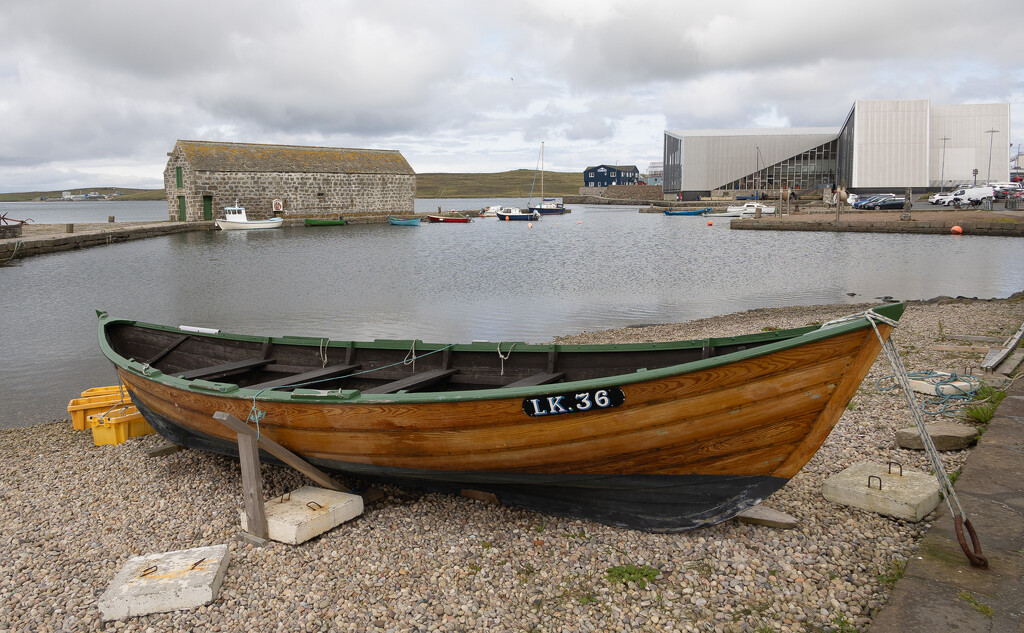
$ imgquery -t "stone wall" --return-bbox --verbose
[164,153,416,222]
[601,184,663,200]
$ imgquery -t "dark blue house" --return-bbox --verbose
[583,164,640,187]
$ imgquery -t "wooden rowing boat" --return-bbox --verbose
[426,214,471,223]
[304,218,347,226]
[97,304,903,531]
[387,216,421,226]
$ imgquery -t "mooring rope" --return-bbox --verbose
[0,241,23,265]
[857,309,988,568]
[875,370,982,417]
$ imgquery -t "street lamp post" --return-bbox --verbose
[939,136,950,190]
[985,129,999,185]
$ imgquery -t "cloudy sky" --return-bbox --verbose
[1,0,1021,192]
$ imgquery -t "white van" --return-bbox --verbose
[936,186,994,206]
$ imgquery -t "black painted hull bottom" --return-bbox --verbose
[133,397,788,532]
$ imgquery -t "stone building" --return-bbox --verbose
[163,140,416,222]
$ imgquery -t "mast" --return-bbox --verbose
[540,142,545,200]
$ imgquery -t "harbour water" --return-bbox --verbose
[2,199,1022,428]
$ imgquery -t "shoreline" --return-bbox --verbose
[2,296,1022,631]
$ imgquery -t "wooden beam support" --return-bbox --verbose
[237,431,268,540]
[212,411,343,491]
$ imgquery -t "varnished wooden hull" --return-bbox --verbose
[99,305,902,531]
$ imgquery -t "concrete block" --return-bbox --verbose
[241,485,363,545]
[822,462,941,522]
[895,422,978,451]
[98,544,229,620]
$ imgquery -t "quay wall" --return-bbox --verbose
[730,218,1024,236]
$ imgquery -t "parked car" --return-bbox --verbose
[934,186,994,206]
[864,196,906,210]
[928,191,952,204]
[853,194,895,209]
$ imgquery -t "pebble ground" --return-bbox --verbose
[1,296,1021,633]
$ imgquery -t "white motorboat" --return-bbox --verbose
[705,202,777,218]
[495,207,540,221]
[216,201,284,230]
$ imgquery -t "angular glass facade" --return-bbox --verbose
[720,139,838,192]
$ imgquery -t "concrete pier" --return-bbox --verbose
[0,221,213,262]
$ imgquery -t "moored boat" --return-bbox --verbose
[495,207,539,221]
[705,202,777,218]
[388,216,421,226]
[304,218,347,226]
[98,303,904,532]
[216,201,284,230]
[527,142,567,215]
[426,213,472,223]
[664,208,709,216]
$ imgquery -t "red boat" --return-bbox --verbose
[426,213,472,223]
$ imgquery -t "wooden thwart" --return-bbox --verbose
[503,372,566,388]
[177,358,273,381]
[363,368,459,394]
[247,363,361,391]
[212,411,343,541]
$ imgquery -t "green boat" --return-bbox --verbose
[304,218,347,227]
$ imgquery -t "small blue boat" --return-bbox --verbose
[664,208,709,216]
[388,216,421,226]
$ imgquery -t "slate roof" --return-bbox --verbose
[172,140,415,175]
[584,164,639,172]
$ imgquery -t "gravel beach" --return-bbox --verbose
[2,296,1021,633]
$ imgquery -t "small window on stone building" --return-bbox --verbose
[175,166,183,189]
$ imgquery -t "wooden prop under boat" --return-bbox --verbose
[97,304,904,532]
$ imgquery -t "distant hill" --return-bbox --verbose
[0,171,585,202]
[415,170,583,198]
[0,187,164,202]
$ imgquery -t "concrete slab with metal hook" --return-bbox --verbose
[241,485,363,545]
[822,461,941,522]
[97,544,229,620]
[212,411,363,545]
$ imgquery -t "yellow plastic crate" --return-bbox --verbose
[128,416,155,438]
[80,385,129,398]
[91,420,130,446]
[67,393,134,430]
[88,407,154,445]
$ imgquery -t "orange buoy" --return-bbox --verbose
[951,225,963,234]
[707,221,713,226]
[504,216,509,221]
[527,223,533,228]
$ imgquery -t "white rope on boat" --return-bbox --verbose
[318,338,330,368]
[403,341,416,371]
[497,342,517,376]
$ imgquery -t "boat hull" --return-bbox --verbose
[130,394,787,531]
[304,218,347,226]
[496,211,539,221]
[388,216,421,226]
[100,306,901,531]
[664,208,708,216]
[426,215,471,223]
[216,218,284,230]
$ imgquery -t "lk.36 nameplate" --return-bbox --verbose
[522,387,625,417]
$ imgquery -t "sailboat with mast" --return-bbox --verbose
[527,142,566,215]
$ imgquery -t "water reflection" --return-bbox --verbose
[1,203,1021,428]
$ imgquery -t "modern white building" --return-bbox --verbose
[664,99,1011,199]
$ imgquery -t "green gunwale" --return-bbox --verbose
[97,303,904,405]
